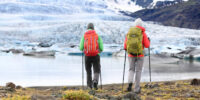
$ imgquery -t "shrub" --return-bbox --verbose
[2,95,30,100]
[63,90,94,100]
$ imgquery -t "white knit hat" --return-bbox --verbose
[134,18,143,27]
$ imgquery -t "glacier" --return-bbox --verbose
[0,20,200,55]
[0,0,199,55]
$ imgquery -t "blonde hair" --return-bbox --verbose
[134,18,143,27]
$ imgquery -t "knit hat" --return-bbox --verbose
[87,23,94,30]
[134,18,143,27]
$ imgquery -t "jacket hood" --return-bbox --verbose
[136,26,145,32]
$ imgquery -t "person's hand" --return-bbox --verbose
[124,48,127,51]
[148,37,150,41]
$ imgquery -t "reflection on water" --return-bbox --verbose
[0,53,200,87]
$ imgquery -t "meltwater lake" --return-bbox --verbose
[0,52,200,87]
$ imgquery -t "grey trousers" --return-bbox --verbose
[128,57,144,92]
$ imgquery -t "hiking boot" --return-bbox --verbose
[134,88,141,94]
[93,82,98,90]
[126,83,132,92]
[87,84,93,90]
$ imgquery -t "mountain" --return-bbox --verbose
[149,0,185,8]
[124,0,200,29]
[0,0,188,14]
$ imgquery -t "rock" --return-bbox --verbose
[31,94,56,100]
[123,92,141,100]
[16,85,22,89]
[109,96,121,100]
[38,43,53,47]
[0,90,7,93]
[23,51,55,57]
[1,50,10,53]
[95,94,111,99]
[146,92,153,95]
[44,88,52,92]
[0,93,7,98]
[185,93,193,98]
[167,47,172,49]
[9,49,24,54]
[191,79,200,85]
[52,92,62,98]
[88,90,95,95]
[175,83,181,88]
[145,96,155,100]
[0,87,15,92]
[164,82,175,85]
[144,83,159,88]
[190,89,196,93]
[69,44,77,48]
[22,88,26,90]
[151,84,159,88]
[6,82,16,89]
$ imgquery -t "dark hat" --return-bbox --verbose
[87,23,94,30]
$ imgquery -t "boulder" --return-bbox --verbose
[191,79,200,85]
[16,85,23,89]
[6,82,15,89]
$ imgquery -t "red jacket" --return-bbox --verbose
[124,26,150,57]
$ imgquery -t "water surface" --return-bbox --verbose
[0,53,200,87]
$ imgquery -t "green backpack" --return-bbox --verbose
[127,27,143,56]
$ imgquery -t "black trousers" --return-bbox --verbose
[85,55,101,88]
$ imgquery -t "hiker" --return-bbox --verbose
[124,18,150,93]
[79,23,103,90]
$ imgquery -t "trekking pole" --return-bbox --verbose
[82,52,84,90]
[122,51,127,93]
[148,43,152,84]
[100,66,103,90]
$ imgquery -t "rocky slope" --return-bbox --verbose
[124,0,200,29]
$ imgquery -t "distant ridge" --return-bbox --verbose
[124,0,200,29]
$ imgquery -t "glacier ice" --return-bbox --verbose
[0,20,200,55]
[0,0,199,55]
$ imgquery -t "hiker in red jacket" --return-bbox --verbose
[124,18,150,93]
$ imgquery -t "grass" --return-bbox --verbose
[1,80,200,100]
[62,90,96,100]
